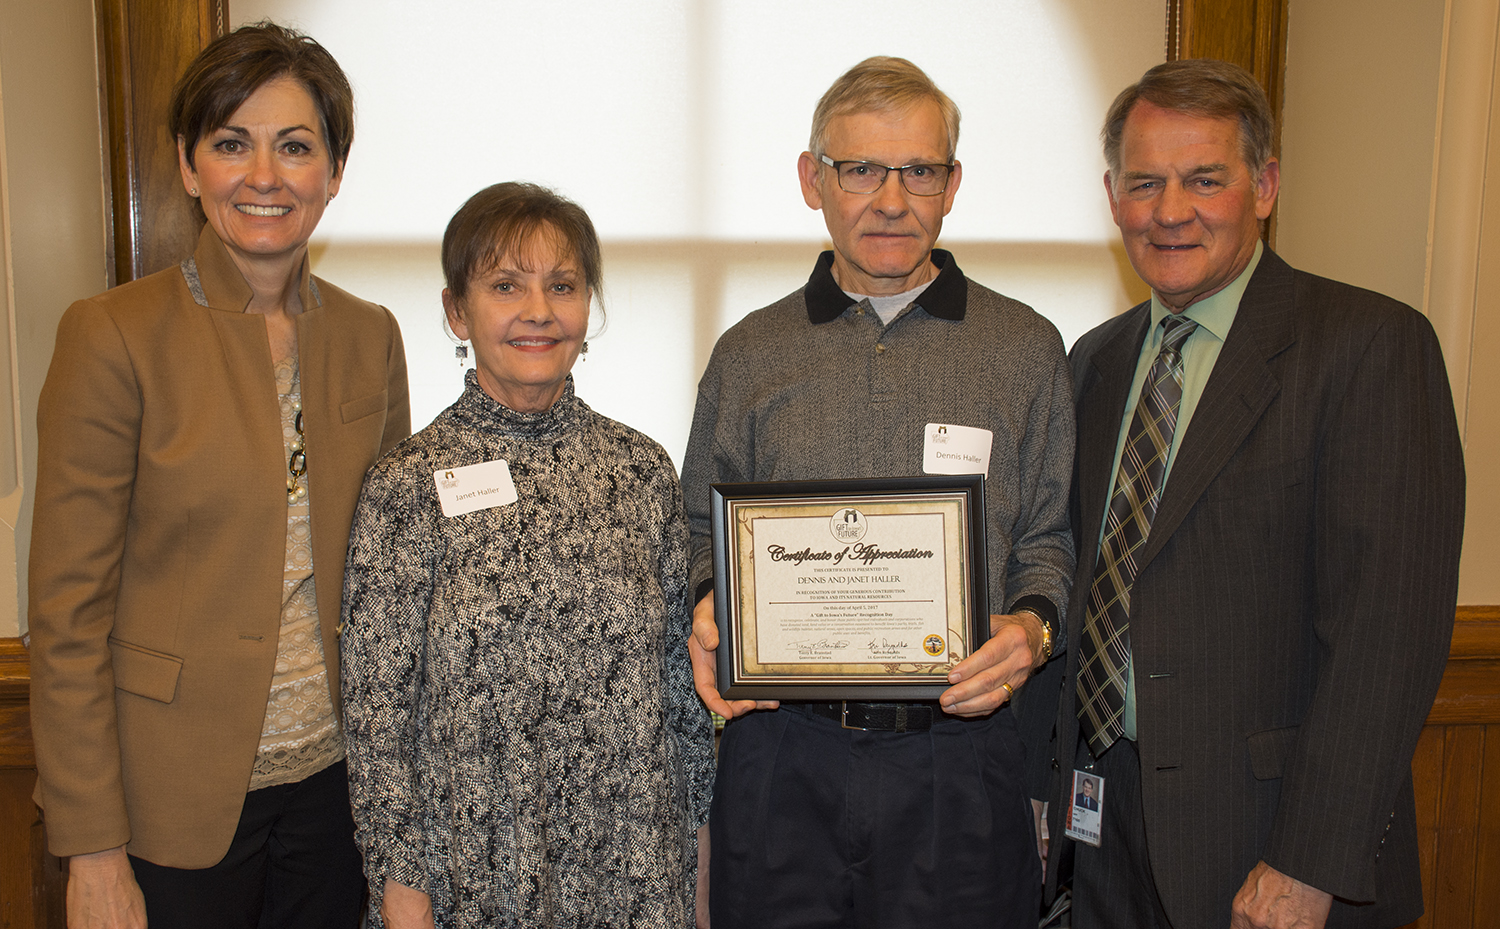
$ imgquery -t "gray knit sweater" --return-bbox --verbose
[682,250,1075,635]
[342,373,713,928]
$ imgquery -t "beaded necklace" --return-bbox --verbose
[287,400,306,503]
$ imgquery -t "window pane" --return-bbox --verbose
[236,0,1162,459]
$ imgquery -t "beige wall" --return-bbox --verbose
[0,81,19,642]
[0,0,110,638]
[1277,1,1445,310]
[1278,0,1499,604]
[1465,50,1500,604]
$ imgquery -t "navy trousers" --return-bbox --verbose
[1070,738,1173,929]
[710,704,1040,929]
[129,759,365,929]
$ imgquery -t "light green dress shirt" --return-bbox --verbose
[1099,240,1264,740]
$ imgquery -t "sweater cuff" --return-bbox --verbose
[1008,594,1059,630]
[694,578,715,605]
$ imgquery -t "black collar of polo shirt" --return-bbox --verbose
[803,248,968,324]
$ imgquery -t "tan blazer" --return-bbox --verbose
[29,225,411,867]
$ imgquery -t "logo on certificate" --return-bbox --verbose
[829,508,868,543]
[923,634,946,656]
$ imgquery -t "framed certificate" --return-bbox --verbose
[710,475,988,700]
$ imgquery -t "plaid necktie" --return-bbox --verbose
[1077,315,1199,756]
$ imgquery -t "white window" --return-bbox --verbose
[239,0,1163,462]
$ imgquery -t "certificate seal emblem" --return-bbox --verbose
[923,634,945,656]
[829,507,868,543]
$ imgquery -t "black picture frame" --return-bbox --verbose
[710,475,989,701]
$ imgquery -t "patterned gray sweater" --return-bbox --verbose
[682,250,1075,632]
[342,373,713,928]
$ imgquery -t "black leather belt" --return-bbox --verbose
[800,701,936,732]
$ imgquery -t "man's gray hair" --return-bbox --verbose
[1102,58,1274,183]
[809,56,960,161]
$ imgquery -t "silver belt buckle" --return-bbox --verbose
[839,701,867,731]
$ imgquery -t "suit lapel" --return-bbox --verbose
[1137,250,1297,569]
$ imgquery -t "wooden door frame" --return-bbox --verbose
[97,0,228,285]
[1166,0,1290,242]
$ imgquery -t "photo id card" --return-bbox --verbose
[434,459,518,517]
[1064,769,1104,848]
[922,423,993,476]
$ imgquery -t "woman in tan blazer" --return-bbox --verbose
[28,23,409,929]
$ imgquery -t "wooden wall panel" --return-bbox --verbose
[1398,607,1500,929]
[96,0,227,284]
[0,769,37,929]
[1433,727,1483,925]
[0,639,60,929]
[1410,726,1443,929]
[1475,731,1500,921]
[0,644,34,770]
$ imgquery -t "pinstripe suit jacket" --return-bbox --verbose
[1040,249,1464,927]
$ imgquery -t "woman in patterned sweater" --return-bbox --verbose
[341,182,714,929]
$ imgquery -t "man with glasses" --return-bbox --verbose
[681,56,1073,928]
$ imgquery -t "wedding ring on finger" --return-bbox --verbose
[1000,682,1015,699]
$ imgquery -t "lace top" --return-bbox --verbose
[249,356,343,790]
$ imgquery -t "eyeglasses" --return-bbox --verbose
[819,154,954,196]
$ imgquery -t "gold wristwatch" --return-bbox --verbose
[1012,607,1053,668]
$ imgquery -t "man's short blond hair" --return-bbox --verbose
[809,56,960,161]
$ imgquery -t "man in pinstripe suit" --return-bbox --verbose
[1034,59,1465,928]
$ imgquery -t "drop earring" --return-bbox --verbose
[581,341,590,362]
[455,344,469,366]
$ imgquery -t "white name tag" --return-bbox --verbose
[922,423,993,475]
[433,459,518,517]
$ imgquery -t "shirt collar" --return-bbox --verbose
[1148,238,1262,339]
[183,222,321,313]
[805,248,967,324]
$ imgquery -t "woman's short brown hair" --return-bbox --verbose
[442,183,605,319]
[169,21,354,172]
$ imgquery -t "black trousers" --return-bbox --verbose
[710,705,1040,929]
[1070,738,1173,929]
[129,759,365,929]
